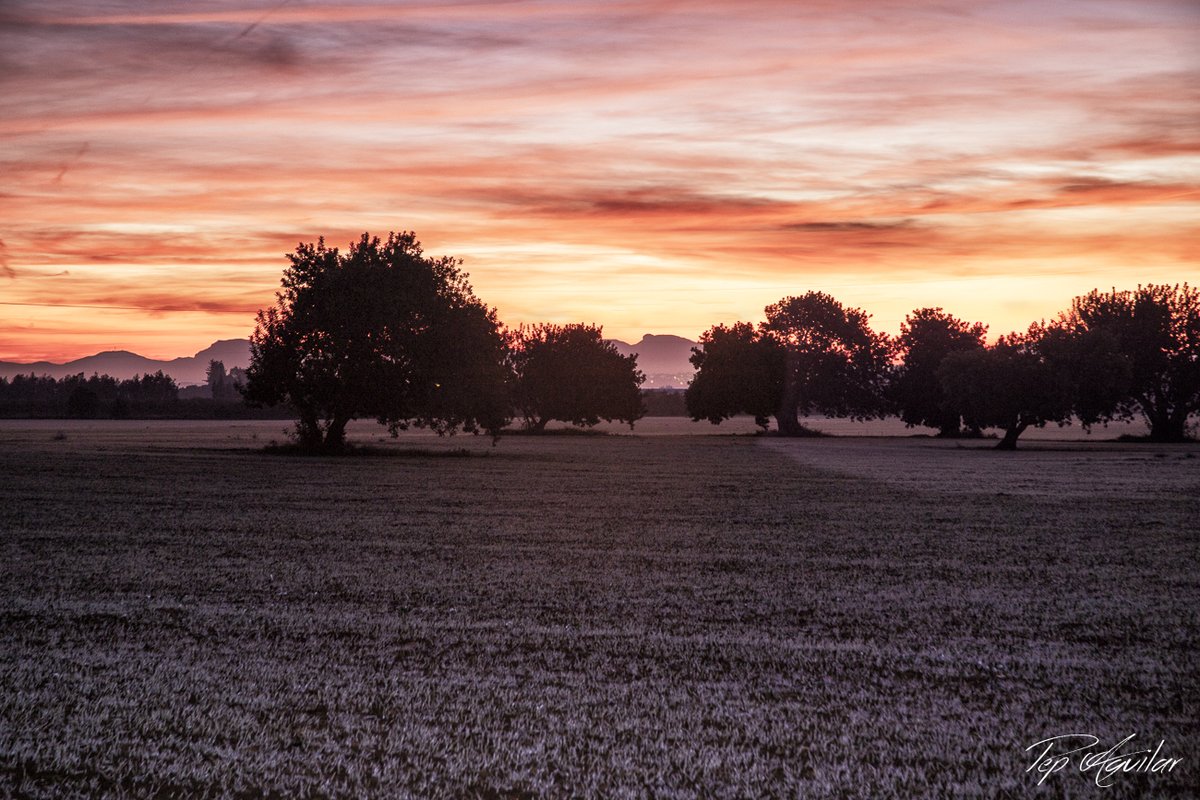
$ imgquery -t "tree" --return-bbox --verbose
[892,308,987,436]
[687,293,892,435]
[1054,284,1199,441]
[1036,323,1132,430]
[228,367,248,395]
[685,322,782,430]
[763,292,893,435]
[244,231,511,450]
[206,359,240,402]
[510,323,644,431]
[938,326,1073,450]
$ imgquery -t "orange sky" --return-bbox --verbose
[2,0,1198,361]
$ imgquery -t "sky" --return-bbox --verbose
[1,0,1198,362]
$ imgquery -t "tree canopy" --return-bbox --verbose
[892,308,987,436]
[510,323,645,431]
[243,232,511,450]
[687,292,892,435]
[762,292,893,435]
[938,326,1075,450]
[685,322,782,430]
[1053,283,1199,442]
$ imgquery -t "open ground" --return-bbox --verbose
[1,419,1197,798]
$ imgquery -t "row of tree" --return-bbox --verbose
[687,285,1199,448]
[0,363,280,419]
[244,232,645,449]
[241,231,1197,450]
[0,372,180,418]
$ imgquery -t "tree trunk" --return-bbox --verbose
[995,420,1028,450]
[775,412,805,436]
[529,416,549,432]
[776,350,804,436]
[297,412,323,450]
[1148,409,1188,443]
[324,414,349,450]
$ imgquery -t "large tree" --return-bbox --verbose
[244,232,511,450]
[687,292,892,435]
[685,322,782,430]
[892,308,988,436]
[510,323,645,431]
[938,327,1073,450]
[762,292,893,435]
[1055,284,1199,441]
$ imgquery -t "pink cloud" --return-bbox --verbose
[1,0,1197,358]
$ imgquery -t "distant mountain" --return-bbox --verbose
[0,339,251,386]
[0,334,698,389]
[608,334,697,389]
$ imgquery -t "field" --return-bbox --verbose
[1,419,1197,798]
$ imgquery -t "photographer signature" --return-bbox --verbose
[1026,734,1182,787]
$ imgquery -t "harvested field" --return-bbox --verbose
[1,419,1197,797]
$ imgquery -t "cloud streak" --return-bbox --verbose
[1,0,1197,359]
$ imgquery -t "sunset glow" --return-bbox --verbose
[2,0,1197,361]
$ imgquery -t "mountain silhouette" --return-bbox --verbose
[0,335,698,388]
[607,334,697,388]
[0,339,251,385]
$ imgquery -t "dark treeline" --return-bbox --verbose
[241,231,1197,450]
[0,372,180,419]
[687,285,1200,448]
[0,367,677,422]
[0,363,290,420]
[13,231,1195,447]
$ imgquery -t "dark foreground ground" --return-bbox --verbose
[1,420,1197,798]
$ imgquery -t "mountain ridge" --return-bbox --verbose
[607,334,697,388]
[0,339,252,386]
[1,335,698,388]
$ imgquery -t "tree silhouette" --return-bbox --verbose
[244,232,511,450]
[0,372,177,418]
[1036,322,1132,431]
[892,308,987,436]
[685,322,782,430]
[1055,284,1199,441]
[206,360,236,402]
[763,293,893,435]
[687,293,891,434]
[510,323,644,431]
[938,326,1073,450]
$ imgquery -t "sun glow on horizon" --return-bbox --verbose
[1,0,1197,362]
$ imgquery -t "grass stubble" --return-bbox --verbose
[0,421,1197,798]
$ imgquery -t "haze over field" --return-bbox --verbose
[2,0,1197,361]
